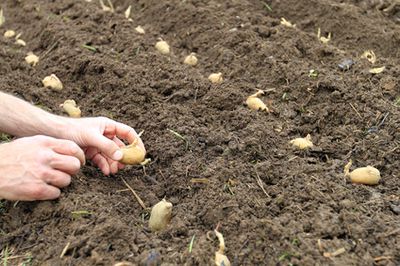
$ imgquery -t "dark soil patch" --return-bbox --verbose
[0,0,399,265]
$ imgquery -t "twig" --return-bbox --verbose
[120,177,147,209]
[349,103,362,120]
[373,256,393,262]
[41,38,61,59]
[254,169,270,198]
[60,242,70,258]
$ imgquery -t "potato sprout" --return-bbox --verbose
[120,140,146,165]
[4,30,15,38]
[42,74,63,91]
[0,9,4,27]
[135,26,145,34]
[155,40,170,54]
[317,28,331,44]
[344,160,381,185]
[246,90,269,112]
[214,230,231,266]
[280,17,296,28]
[149,199,173,232]
[60,100,81,118]
[369,66,385,74]
[361,50,376,64]
[124,5,131,19]
[99,0,114,12]
[25,52,39,66]
[15,39,26,46]
[290,134,313,150]
[184,53,198,66]
[208,73,223,84]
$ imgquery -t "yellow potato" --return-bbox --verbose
[290,134,313,150]
[155,40,170,54]
[42,74,63,91]
[120,144,146,165]
[25,52,39,67]
[135,26,145,34]
[60,100,81,118]
[349,166,381,185]
[208,72,223,84]
[4,30,15,38]
[246,96,268,111]
[149,199,173,231]
[183,53,198,66]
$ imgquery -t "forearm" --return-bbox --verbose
[0,92,70,138]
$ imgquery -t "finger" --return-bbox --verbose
[107,158,119,175]
[118,162,125,170]
[85,132,122,161]
[113,136,125,148]
[92,153,110,175]
[106,122,145,151]
[25,184,61,201]
[85,147,100,160]
[49,153,81,175]
[51,139,86,165]
[44,170,72,188]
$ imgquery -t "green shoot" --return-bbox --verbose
[188,235,196,253]
[261,2,272,11]
[167,129,190,150]
[71,210,92,218]
[82,44,97,52]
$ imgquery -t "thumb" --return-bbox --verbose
[88,133,123,161]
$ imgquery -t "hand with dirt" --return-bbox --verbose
[0,136,85,201]
[61,117,145,175]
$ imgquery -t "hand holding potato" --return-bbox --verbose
[62,117,146,175]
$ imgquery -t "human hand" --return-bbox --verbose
[61,117,145,175]
[0,136,85,201]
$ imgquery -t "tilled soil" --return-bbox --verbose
[0,0,399,265]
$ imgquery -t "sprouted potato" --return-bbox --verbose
[280,17,296,28]
[60,100,81,118]
[317,28,331,44]
[15,39,26,46]
[290,134,313,150]
[246,90,269,112]
[42,74,63,91]
[25,52,39,66]
[208,73,223,84]
[184,53,198,66]
[369,66,385,74]
[149,199,173,232]
[214,230,231,266]
[99,0,114,12]
[120,139,146,165]
[344,159,381,185]
[361,50,376,64]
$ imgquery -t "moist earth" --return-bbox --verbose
[0,0,399,265]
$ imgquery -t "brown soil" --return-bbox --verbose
[0,0,399,265]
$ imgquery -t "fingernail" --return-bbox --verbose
[112,150,123,161]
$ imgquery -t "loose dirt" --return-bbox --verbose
[0,0,399,265]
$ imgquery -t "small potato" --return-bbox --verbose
[149,199,173,232]
[155,40,170,54]
[246,90,269,112]
[25,52,39,66]
[208,72,223,84]
[290,134,313,150]
[60,99,81,118]
[184,53,198,66]
[15,39,26,46]
[4,30,15,38]
[344,160,381,185]
[42,74,63,91]
[120,143,146,165]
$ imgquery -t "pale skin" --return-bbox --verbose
[0,92,145,201]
